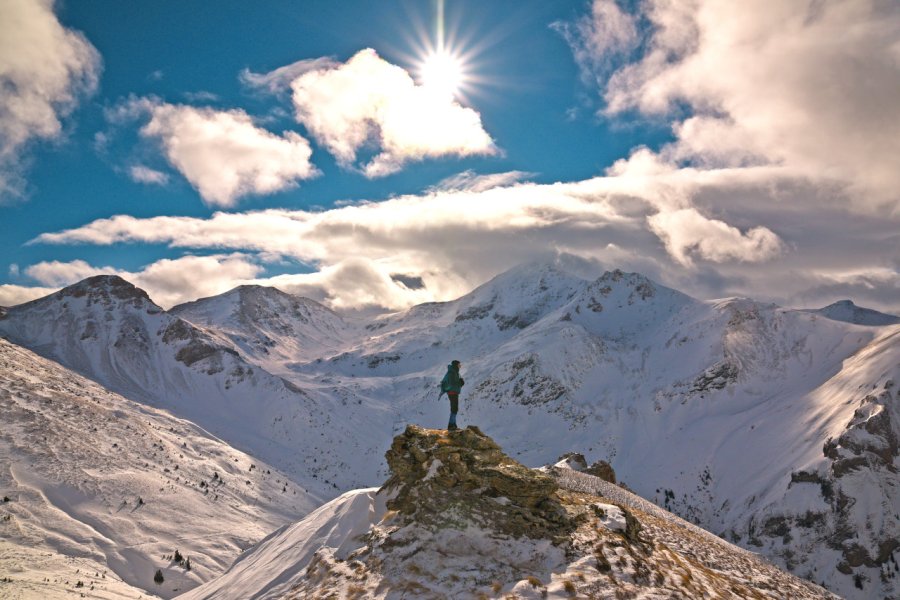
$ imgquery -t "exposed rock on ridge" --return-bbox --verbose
[186,425,838,599]
[383,425,575,543]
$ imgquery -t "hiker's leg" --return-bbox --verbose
[448,393,459,428]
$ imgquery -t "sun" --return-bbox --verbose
[420,49,464,98]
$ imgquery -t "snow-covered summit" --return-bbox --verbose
[803,299,900,326]
[182,425,835,600]
[12,274,161,314]
[171,284,351,370]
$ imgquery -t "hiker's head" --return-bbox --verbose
[451,359,461,368]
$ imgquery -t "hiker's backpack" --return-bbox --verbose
[438,372,451,398]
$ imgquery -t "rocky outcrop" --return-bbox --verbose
[553,451,617,483]
[383,425,575,543]
[189,424,836,600]
[584,460,617,483]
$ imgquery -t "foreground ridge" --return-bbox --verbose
[182,425,836,599]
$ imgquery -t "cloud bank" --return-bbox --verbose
[2,255,264,310]
[17,157,900,314]
[0,0,101,199]
[564,0,900,212]
[30,162,824,312]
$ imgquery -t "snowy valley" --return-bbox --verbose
[1,260,898,598]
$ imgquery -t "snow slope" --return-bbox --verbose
[0,338,317,599]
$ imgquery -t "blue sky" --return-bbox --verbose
[2,0,899,313]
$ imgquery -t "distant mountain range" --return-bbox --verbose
[1,260,898,599]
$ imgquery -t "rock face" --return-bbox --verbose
[733,330,900,599]
[383,425,575,543]
[553,452,617,483]
[185,425,838,599]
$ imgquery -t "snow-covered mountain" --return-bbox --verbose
[800,299,900,326]
[170,285,352,373]
[181,426,835,599]
[2,261,898,598]
[0,338,317,599]
[0,275,386,499]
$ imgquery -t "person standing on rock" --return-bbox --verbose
[440,360,465,431]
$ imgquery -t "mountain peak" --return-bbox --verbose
[808,299,900,326]
[830,299,855,307]
[27,275,159,311]
[231,283,289,297]
[66,274,147,297]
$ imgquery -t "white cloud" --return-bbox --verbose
[138,102,319,207]
[20,254,264,309]
[128,165,169,185]
[647,207,784,266]
[25,259,116,286]
[427,170,535,193]
[26,160,900,314]
[568,0,900,211]
[0,284,59,307]
[259,257,440,314]
[290,48,498,177]
[0,0,101,199]
[240,57,339,95]
[129,254,264,308]
[552,0,639,83]
[182,90,220,103]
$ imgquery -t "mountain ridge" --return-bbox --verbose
[799,298,900,326]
